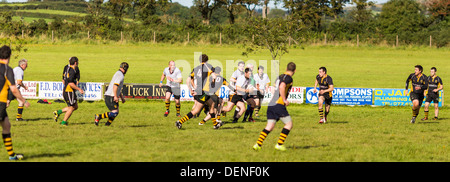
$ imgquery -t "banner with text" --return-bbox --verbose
[373,88,443,107]
[305,87,373,105]
[20,81,38,99]
[38,81,104,101]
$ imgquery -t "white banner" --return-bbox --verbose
[38,81,104,101]
[170,84,304,104]
[20,81,38,99]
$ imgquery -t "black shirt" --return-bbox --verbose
[427,75,443,94]
[63,65,78,92]
[0,63,15,103]
[406,73,428,94]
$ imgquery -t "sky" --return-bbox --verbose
[7,0,390,7]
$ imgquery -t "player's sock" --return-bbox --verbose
[424,110,429,119]
[176,104,181,114]
[318,108,324,119]
[165,101,170,111]
[57,109,63,115]
[325,110,329,119]
[199,119,206,125]
[412,108,419,117]
[17,106,24,119]
[256,129,270,147]
[2,133,15,157]
[106,117,115,126]
[211,113,217,126]
[277,128,290,146]
[254,106,260,116]
[98,112,109,119]
[179,112,194,124]
[217,115,221,120]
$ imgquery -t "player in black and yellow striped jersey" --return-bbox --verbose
[253,62,296,151]
[53,57,85,126]
[0,45,30,160]
[314,67,334,124]
[405,65,428,124]
[422,67,443,121]
[175,54,216,129]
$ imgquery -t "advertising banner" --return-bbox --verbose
[20,81,38,99]
[305,87,373,105]
[39,81,104,101]
[373,88,443,107]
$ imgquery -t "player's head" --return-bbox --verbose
[214,66,221,75]
[237,61,245,72]
[69,57,78,66]
[246,63,254,72]
[414,65,423,75]
[244,67,251,78]
[287,62,296,76]
[200,54,208,63]
[169,60,175,70]
[258,65,264,75]
[319,66,326,77]
[18,59,28,70]
[430,67,437,76]
[0,45,12,62]
[120,62,129,74]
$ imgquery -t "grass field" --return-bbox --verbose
[1,43,449,162]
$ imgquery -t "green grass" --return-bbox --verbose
[1,43,449,162]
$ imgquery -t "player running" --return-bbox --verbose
[253,62,296,151]
[159,61,182,117]
[405,65,428,124]
[6,59,28,121]
[175,54,221,129]
[314,67,334,124]
[422,67,443,121]
[0,45,30,160]
[253,65,270,118]
[53,57,84,126]
[222,67,252,123]
[94,62,129,126]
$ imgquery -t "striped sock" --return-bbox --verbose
[319,108,324,119]
[211,113,217,126]
[106,117,115,126]
[179,112,194,124]
[2,133,15,157]
[424,110,429,119]
[17,106,24,119]
[176,104,181,114]
[98,112,109,119]
[165,101,170,110]
[256,129,270,147]
[277,128,290,146]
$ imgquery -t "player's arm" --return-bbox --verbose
[68,82,84,94]
[7,69,30,107]
[323,85,334,93]
[405,74,413,94]
[120,92,126,103]
[436,78,443,92]
[313,79,318,93]
[159,72,166,87]
[236,85,249,93]
[16,79,28,90]
[113,84,119,102]
[279,82,289,106]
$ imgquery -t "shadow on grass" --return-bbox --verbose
[287,144,329,150]
[25,152,72,160]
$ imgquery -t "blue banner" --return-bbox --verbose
[305,87,373,105]
[373,88,443,107]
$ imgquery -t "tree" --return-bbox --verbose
[240,0,259,18]
[348,0,375,23]
[242,17,294,61]
[219,0,241,24]
[194,0,222,25]
[379,0,426,44]
[422,0,450,21]
[107,0,132,22]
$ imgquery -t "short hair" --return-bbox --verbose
[200,54,208,63]
[319,66,327,73]
[168,60,175,65]
[258,66,264,70]
[120,62,129,73]
[244,67,251,73]
[431,67,437,72]
[69,57,78,65]
[0,45,12,59]
[415,65,423,73]
[18,59,28,66]
[214,66,221,74]
[287,62,296,72]
[238,61,245,66]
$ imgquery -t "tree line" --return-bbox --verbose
[0,0,448,47]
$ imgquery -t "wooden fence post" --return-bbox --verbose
[52,30,54,42]
[429,35,432,48]
[396,35,398,47]
[87,31,90,39]
[121,31,123,42]
[357,34,359,47]
[219,32,222,45]
[153,32,156,43]
[324,33,327,45]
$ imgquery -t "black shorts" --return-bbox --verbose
[257,91,264,99]
[105,95,119,111]
[319,92,333,105]
[63,91,77,107]
[229,94,244,105]
[7,89,15,101]
[166,87,181,100]
[194,93,210,105]
[425,93,439,103]
[267,104,290,121]
[410,92,425,106]
[0,102,7,121]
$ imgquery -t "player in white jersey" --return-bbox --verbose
[6,59,28,121]
[253,65,270,117]
[222,67,253,123]
[228,61,245,118]
[94,62,129,126]
[159,61,182,117]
